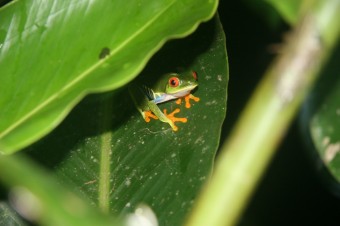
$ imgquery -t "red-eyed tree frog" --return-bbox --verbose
[129,71,200,131]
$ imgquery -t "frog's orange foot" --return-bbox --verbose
[143,111,158,122]
[163,108,187,131]
[176,94,200,108]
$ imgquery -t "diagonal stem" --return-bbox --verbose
[185,1,340,225]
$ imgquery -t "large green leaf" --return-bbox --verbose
[27,16,228,226]
[0,0,218,154]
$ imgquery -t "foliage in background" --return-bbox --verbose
[265,0,303,24]
[185,0,340,225]
[301,44,340,192]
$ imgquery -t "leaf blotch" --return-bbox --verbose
[99,47,111,59]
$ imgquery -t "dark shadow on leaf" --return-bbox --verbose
[138,19,216,84]
[25,88,134,168]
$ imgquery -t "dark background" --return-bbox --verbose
[219,1,340,225]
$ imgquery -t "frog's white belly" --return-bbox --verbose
[153,90,191,104]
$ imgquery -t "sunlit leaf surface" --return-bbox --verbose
[0,0,217,154]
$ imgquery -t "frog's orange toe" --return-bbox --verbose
[144,111,158,122]
[184,94,200,108]
[163,109,187,123]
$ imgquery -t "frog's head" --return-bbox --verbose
[164,71,198,97]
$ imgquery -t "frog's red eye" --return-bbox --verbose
[192,71,198,80]
[169,77,180,87]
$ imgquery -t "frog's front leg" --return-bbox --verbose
[176,94,200,108]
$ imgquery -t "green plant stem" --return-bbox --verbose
[99,130,112,213]
[98,102,113,213]
[185,2,340,226]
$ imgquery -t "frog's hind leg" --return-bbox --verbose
[146,101,177,130]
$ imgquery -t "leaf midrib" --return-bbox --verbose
[98,101,113,212]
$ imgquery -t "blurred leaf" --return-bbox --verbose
[0,154,119,226]
[0,0,218,154]
[265,0,303,24]
[244,0,284,29]
[27,16,228,226]
[301,44,340,189]
[0,202,28,226]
